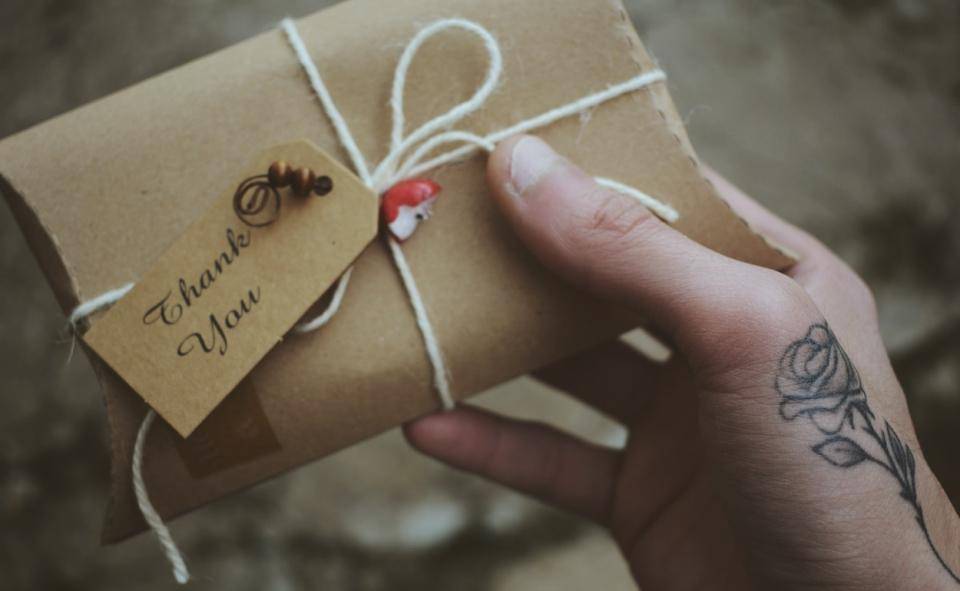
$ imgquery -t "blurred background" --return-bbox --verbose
[1,0,957,589]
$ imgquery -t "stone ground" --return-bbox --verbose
[0,0,957,589]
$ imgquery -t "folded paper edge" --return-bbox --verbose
[0,174,82,312]
[0,173,135,546]
[610,0,797,269]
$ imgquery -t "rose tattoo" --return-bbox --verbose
[776,324,867,434]
[776,323,959,584]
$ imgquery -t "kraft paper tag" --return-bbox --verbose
[85,140,379,436]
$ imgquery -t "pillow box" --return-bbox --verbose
[0,0,792,544]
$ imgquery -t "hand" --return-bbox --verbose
[403,135,960,590]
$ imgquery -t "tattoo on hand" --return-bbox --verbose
[776,323,959,584]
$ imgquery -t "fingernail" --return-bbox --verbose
[508,136,561,197]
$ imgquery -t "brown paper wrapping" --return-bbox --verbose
[0,0,792,543]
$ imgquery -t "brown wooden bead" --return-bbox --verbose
[314,175,333,196]
[267,161,292,188]
[291,167,316,197]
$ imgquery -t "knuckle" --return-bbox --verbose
[556,189,666,294]
[757,271,815,319]
[803,253,879,321]
[834,262,878,318]
[692,270,817,379]
[479,420,508,476]
[571,188,662,253]
[725,270,813,326]
[537,431,567,495]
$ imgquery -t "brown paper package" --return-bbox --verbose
[0,0,792,543]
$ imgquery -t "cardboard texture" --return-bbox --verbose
[84,141,379,436]
[0,0,793,543]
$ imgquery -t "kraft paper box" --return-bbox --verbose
[0,0,791,543]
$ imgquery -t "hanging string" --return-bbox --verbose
[69,17,678,584]
[132,409,190,583]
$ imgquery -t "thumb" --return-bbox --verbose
[486,135,818,371]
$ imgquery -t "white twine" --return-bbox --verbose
[133,409,190,583]
[68,283,134,328]
[68,17,677,584]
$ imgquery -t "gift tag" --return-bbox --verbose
[85,140,379,437]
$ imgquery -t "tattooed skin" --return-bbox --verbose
[776,323,960,584]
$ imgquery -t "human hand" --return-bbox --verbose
[403,135,960,590]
